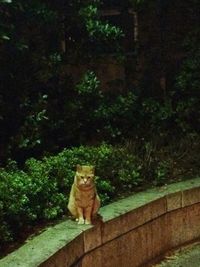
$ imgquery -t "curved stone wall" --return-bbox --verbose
[0,178,200,267]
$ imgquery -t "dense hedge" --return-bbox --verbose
[1,1,200,164]
[0,143,172,250]
[1,137,199,252]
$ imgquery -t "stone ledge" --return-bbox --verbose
[0,177,200,267]
[182,186,200,207]
[166,191,182,211]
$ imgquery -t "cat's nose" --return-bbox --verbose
[84,178,87,183]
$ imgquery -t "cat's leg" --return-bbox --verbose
[92,195,101,216]
[84,206,92,224]
[68,187,79,219]
[77,207,85,224]
[68,200,78,218]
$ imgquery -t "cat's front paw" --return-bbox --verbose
[78,218,85,224]
[85,219,92,225]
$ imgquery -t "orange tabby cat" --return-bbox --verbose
[68,165,100,224]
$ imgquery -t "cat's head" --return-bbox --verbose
[75,165,95,188]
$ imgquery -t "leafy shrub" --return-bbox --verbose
[39,144,143,201]
[66,71,137,144]
[79,2,123,54]
[0,167,65,249]
[0,0,124,163]
[2,139,193,252]
[153,160,172,186]
[0,144,143,250]
[94,91,137,140]
[174,31,200,134]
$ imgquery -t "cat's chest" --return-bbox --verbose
[75,189,95,207]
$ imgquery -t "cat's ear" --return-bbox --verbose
[76,164,82,172]
[91,166,95,173]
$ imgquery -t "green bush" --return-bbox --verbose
[0,168,65,248]
[1,141,185,251]
[70,71,137,143]
[0,144,143,250]
[174,30,200,134]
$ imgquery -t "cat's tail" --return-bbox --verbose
[92,213,103,225]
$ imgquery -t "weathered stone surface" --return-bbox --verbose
[166,191,182,211]
[40,235,84,267]
[182,187,200,207]
[101,197,167,244]
[81,247,102,267]
[147,216,171,261]
[96,215,170,267]
[0,178,200,267]
[0,220,87,267]
[83,223,102,253]
[166,203,200,248]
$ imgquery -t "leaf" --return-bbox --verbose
[0,0,12,3]
[1,35,10,40]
